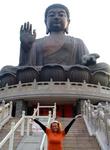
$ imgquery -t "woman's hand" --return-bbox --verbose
[75,114,82,119]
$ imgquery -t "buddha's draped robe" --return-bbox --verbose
[29,36,89,66]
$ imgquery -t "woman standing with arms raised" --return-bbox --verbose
[33,114,81,150]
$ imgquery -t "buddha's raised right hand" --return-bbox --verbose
[20,22,36,48]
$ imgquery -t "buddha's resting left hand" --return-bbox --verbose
[82,53,100,66]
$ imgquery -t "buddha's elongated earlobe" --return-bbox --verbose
[45,19,50,34]
[65,19,70,34]
[46,27,49,34]
[65,27,68,34]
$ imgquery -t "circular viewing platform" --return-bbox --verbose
[0,80,110,102]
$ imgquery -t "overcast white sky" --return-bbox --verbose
[0,0,110,69]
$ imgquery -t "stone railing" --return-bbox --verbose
[0,80,110,102]
[0,100,12,129]
[83,100,110,150]
[0,103,56,150]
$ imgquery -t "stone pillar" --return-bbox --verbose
[77,99,85,114]
[15,100,26,117]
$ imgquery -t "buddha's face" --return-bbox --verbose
[46,7,70,33]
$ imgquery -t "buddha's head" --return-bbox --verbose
[45,4,70,34]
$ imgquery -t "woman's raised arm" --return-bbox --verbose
[64,114,82,134]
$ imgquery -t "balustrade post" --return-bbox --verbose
[2,100,5,106]
[21,111,25,136]
[90,104,95,127]
[33,79,37,88]
[37,103,40,117]
[0,108,2,129]
[87,100,91,122]
[33,108,36,116]
[50,78,54,86]
[53,103,56,119]
[79,100,84,114]
[86,100,89,116]
[5,104,8,117]
[9,122,15,150]
[4,83,8,91]
[83,100,86,116]
[53,108,55,120]
[49,110,51,119]
[18,81,22,89]
[67,78,70,88]
[97,103,103,131]
[104,102,110,114]
[97,82,101,91]
[83,80,87,89]
[27,118,30,136]
[49,111,51,117]
[1,100,5,122]
[104,102,110,146]
[9,101,12,118]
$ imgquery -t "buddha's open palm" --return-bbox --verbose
[20,22,36,46]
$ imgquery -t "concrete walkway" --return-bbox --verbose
[16,133,44,150]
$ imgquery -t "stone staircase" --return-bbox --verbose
[16,133,44,150]
[16,118,47,150]
[58,117,100,150]
[0,117,22,150]
[0,117,101,150]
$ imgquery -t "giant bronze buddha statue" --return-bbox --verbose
[0,4,110,86]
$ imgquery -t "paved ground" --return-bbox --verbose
[16,132,44,150]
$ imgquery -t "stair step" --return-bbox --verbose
[0,117,100,150]
[16,134,44,150]
[57,117,100,150]
[0,117,22,150]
